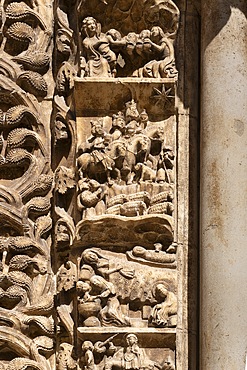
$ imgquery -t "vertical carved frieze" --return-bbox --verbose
[0,1,54,370]
[53,0,181,369]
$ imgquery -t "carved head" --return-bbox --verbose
[90,119,104,137]
[112,111,125,130]
[134,163,142,172]
[56,30,72,56]
[88,179,101,191]
[125,32,138,45]
[125,121,137,137]
[155,283,168,300]
[82,341,94,352]
[154,242,163,252]
[54,119,69,142]
[151,26,165,40]
[139,30,151,40]
[125,100,139,122]
[125,334,138,346]
[81,249,99,264]
[132,246,146,257]
[81,17,99,37]
[76,281,91,294]
[106,29,122,41]
[139,109,149,123]
[90,274,105,288]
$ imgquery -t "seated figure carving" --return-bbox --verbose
[105,334,159,370]
[149,284,177,327]
[77,274,131,327]
[80,17,117,77]
[79,18,177,78]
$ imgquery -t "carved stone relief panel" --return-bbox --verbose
[1,0,193,369]
[52,0,182,367]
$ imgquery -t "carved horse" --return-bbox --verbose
[77,150,115,184]
[107,140,136,184]
[128,134,153,165]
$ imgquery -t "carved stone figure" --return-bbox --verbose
[104,334,158,370]
[128,246,176,265]
[92,275,128,327]
[78,273,131,327]
[133,26,177,78]
[80,17,117,77]
[77,179,106,218]
[57,343,77,370]
[77,119,115,183]
[81,249,134,279]
[57,261,77,293]
[81,341,96,370]
[149,284,177,327]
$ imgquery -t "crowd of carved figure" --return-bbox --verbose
[76,99,174,218]
[56,245,177,331]
[80,17,177,78]
[77,100,174,186]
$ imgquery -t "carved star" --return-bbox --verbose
[150,85,175,106]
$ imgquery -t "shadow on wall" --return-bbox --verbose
[175,0,247,110]
[201,0,247,48]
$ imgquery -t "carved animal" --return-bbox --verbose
[77,152,115,184]
[150,191,173,205]
[120,201,147,216]
[107,140,136,184]
[128,134,152,164]
[128,191,151,205]
[107,194,128,208]
[106,204,121,215]
[148,202,174,215]
[146,125,164,156]
[146,125,164,140]
[134,163,157,182]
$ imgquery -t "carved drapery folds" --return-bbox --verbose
[1,0,183,369]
